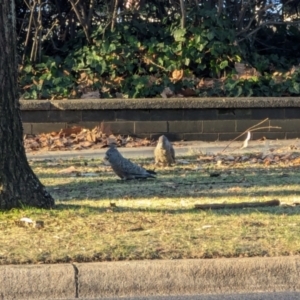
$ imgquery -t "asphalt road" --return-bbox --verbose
[26,139,300,160]
[89,292,300,300]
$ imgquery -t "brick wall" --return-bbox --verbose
[20,98,300,141]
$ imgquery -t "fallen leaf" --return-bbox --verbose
[160,87,174,98]
[59,127,82,137]
[81,91,100,99]
[171,69,183,82]
[179,88,197,97]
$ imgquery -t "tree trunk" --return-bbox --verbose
[0,1,54,209]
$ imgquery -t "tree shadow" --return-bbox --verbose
[39,162,300,201]
[54,202,300,216]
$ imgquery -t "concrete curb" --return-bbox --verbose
[0,263,75,299]
[1,257,300,299]
[20,97,300,110]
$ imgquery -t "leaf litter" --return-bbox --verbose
[24,125,156,152]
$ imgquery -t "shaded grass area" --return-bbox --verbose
[1,154,300,264]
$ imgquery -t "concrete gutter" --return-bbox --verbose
[20,97,300,111]
[1,257,300,299]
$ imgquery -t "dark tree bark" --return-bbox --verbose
[0,1,54,209]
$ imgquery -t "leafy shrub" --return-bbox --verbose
[18,5,300,99]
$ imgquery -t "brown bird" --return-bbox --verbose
[154,135,175,166]
[105,146,156,180]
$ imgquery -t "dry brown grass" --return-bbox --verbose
[1,153,300,264]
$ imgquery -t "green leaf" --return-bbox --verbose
[23,65,32,73]
[95,60,107,74]
[102,41,117,54]
[293,82,300,94]
[207,32,215,41]
[52,77,62,85]
[31,90,38,99]
[22,91,31,99]
[35,63,47,69]
[158,57,164,66]
[173,28,186,42]
[185,58,191,66]
[236,86,243,97]
[198,43,206,51]
[219,60,228,69]
[195,35,201,44]
[234,55,242,62]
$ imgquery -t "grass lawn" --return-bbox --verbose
[1,150,300,264]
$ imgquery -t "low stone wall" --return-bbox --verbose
[20,97,300,141]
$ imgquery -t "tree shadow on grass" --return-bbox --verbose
[30,154,300,204]
[54,202,300,216]
[42,163,300,201]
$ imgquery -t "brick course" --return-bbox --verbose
[82,110,115,122]
[183,133,218,141]
[31,123,66,134]
[203,120,235,133]
[252,132,286,140]
[20,98,300,141]
[135,121,167,134]
[269,120,300,132]
[104,121,134,135]
[168,121,203,133]
[23,123,32,134]
[236,120,270,132]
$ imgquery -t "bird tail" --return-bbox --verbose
[146,169,156,174]
[146,169,157,178]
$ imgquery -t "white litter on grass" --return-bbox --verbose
[202,225,212,229]
[20,217,33,223]
[241,131,251,149]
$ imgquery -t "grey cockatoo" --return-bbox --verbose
[104,146,156,180]
[154,135,175,166]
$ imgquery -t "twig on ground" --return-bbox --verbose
[194,199,280,210]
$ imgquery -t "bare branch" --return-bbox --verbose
[238,20,300,42]
[195,199,280,210]
[22,1,36,64]
[87,0,95,33]
[111,0,119,31]
[68,0,91,44]
[179,0,186,29]
[217,0,223,17]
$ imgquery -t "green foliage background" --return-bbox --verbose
[16,0,300,99]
